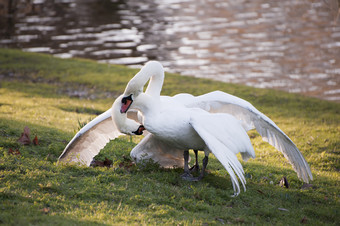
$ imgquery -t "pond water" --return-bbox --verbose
[1,0,339,102]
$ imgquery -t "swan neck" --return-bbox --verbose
[145,69,164,98]
[126,61,164,98]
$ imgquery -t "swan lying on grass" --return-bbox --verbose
[59,61,313,195]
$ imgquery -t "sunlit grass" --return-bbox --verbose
[0,48,339,225]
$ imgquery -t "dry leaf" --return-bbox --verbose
[18,126,31,145]
[33,135,39,145]
[103,158,112,167]
[120,155,136,170]
[8,148,21,155]
[90,158,112,167]
[300,216,308,224]
[40,207,50,214]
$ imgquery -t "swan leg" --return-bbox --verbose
[198,155,209,180]
[181,150,198,181]
[189,150,200,173]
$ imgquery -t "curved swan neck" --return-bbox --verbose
[124,61,164,98]
[144,62,164,98]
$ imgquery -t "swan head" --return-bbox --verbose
[120,93,133,113]
[121,82,143,113]
[121,61,164,113]
[112,95,145,135]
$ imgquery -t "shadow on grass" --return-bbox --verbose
[0,107,339,225]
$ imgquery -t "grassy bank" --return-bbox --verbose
[0,48,339,225]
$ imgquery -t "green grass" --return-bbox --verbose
[0,48,339,225]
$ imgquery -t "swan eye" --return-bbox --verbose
[122,94,133,104]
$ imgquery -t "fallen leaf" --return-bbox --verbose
[90,158,112,167]
[32,135,39,145]
[40,207,50,214]
[119,161,135,170]
[103,158,112,167]
[18,126,31,145]
[279,176,289,188]
[90,159,103,167]
[118,155,135,170]
[300,216,308,224]
[8,148,21,155]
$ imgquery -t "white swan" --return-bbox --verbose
[121,61,313,185]
[121,91,256,195]
[58,61,203,168]
[59,61,313,194]
[58,95,186,167]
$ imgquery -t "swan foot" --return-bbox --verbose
[182,150,202,181]
[189,164,200,173]
[181,172,200,182]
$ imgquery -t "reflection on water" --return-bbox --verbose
[0,0,339,102]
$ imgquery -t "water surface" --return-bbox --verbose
[1,0,339,101]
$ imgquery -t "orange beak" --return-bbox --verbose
[133,125,145,135]
[120,98,132,113]
[120,94,133,113]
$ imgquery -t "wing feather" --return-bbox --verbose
[130,133,185,168]
[187,91,313,182]
[58,109,122,166]
[190,113,255,196]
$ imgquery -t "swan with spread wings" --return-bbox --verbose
[59,61,312,195]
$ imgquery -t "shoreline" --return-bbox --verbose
[8,47,340,103]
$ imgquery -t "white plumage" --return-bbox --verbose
[58,61,313,196]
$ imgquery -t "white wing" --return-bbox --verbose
[130,133,185,168]
[190,113,255,196]
[58,109,122,166]
[186,91,313,183]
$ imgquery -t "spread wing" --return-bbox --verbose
[186,91,313,183]
[190,113,255,196]
[130,133,185,168]
[58,109,122,166]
